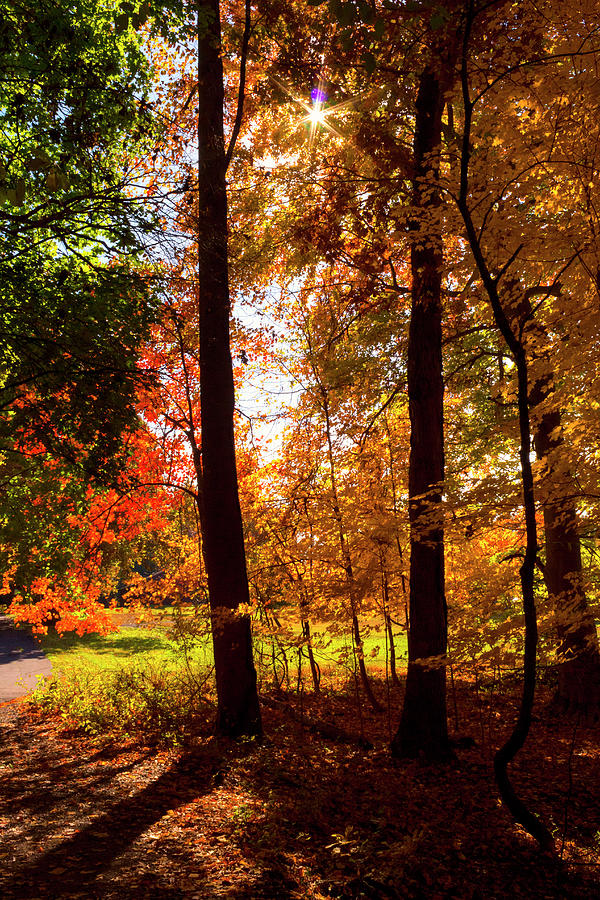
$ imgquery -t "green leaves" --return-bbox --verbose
[0,181,26,207]
[0,148,69,203]
[430,7,451,30]
[45,166,69,193]
[0,0,162,505]
[0,0,157,250]
[115,12,129,33]
[25,148,52,173]
[115,0,152,34]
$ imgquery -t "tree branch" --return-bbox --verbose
[224,0,252,172]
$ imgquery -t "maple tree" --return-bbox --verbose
[0,0,168,622]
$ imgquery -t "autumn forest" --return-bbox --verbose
[2,0,600,897]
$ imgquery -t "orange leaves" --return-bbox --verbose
[9,580,115,637]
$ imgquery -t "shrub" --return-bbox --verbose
[29,661,215,746]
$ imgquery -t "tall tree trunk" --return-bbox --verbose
[385,612,400,687]
[519,297,600,710]
[197,0,261,738]
[302,500,321,692]
[379,547,400,686]
[384,415,410,635]
[392,67,449,759]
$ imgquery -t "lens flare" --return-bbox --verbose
[268,75,372,154]
[309,103,326,127]
[310,88,327,104]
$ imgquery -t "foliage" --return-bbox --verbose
[0,0,169,621]
[30,660,214,746]
[3,0,600,818]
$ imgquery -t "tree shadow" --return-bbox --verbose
[0,740,156,817]
[43,629,173,658]
[3,678,600,899]
[7,742,226,898]
[0,628,51,665]
[226,682,600,900]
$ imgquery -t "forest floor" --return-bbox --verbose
[1,676,599,899]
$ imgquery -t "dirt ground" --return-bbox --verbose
[1,677,599,899]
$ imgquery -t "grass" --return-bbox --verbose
[309,623,407,670]
[32,610,406,744]
[38,610,407,680]
[40,623,213,675]
[35,619,215,745]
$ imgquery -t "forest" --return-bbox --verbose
[2,0,600,897]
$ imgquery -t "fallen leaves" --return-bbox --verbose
[0,681,599,898]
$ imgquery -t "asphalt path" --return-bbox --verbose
[0,615,52,701]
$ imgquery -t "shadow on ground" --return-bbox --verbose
[1,677,600,898]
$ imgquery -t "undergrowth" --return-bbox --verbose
[29,663,215,746]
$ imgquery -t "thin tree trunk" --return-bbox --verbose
[392,66,449,759]
[301,616,321,693]
[380,549,400,686]
[303,499,322,692]
[383,414,410,636]
[457,3,551,846]
[197,0,261,738]
[322,393,381,712]
[491,348,553,849]
[264,520,321,693]
[386,611,400,687]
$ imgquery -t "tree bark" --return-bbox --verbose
[505,287,600,710]
[528,350,600,710]
[392,67,449,759]
[491,348,553,849]
[385,610,400,687]
[301,616,321,693]
[197,0,261,738]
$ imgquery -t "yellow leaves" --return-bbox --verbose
[410,654,447,671]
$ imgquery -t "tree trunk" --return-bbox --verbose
[321,391,381,711]
[301,617,321,693]
[385,611,400,687]
[492,349,554,850]
[392,67,449,759]
[529,363,600,710]
[457,9,551,844]
[197,0,261,738]
[379,549,400,686]
[383,416,410,636]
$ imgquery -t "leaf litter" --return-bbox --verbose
[0,677,599,899]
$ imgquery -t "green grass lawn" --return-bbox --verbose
[40,625,213,674]
[39,613,407,680]
[31,612,406,744]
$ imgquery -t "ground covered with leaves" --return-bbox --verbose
[1,678,599,899]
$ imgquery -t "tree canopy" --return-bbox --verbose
[3,0,600,856]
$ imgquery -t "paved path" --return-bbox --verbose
[0,615,52,701]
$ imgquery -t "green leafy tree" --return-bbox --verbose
[0,0,163,602]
